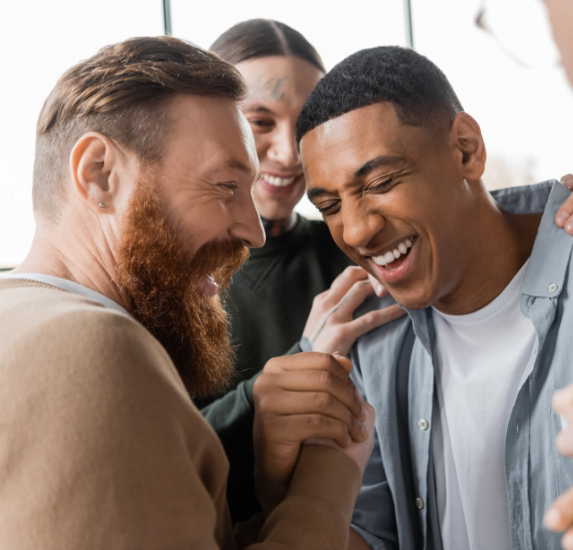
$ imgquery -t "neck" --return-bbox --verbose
[261,212,298,237]
[14,217,127,310]
[434,194,542,316]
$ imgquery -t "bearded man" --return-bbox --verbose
[0,36,375,549]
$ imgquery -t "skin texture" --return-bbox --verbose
[302,102,541,316]
[235,56,323,220]
[15,95,265,304]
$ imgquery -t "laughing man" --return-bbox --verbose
[298,46,573,550]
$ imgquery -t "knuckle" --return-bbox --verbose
[332,326,347,343]
[306,414,325,429]
[335,422,349,441]
[317,369,334,388]
[344,266,360,275]
[314,291,328,304]
[263,356,282,373]
[315,352,336,369]
[314,391,333,410]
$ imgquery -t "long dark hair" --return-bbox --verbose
[211,19,325,72]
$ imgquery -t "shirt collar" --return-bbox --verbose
[522,181,573,298]
[403,180,571,346]
[0,272,131,318]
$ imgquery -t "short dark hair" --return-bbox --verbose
[296,46,463,143]
[34,36,246,222]
[211,19,325,73]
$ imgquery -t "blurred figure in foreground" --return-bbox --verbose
[538,2,573,550]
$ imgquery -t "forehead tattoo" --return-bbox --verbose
[248,75,287,102]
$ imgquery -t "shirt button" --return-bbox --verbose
[418,418,429,430]
[416,497,425,509]
[549,283,559,293]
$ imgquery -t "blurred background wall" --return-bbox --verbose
[1,0,571,267]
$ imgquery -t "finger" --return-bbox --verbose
[302,437,339,449]
[555,187,573,234]
[368,273,388,298]
[556,428,573,456]
[332,280,376,320]
[553,386,573,417]
[264,352,352,384]
[562,174,573,191]
[332,353,353,375]
[562,527,573,550]
[323,266,369,306]
[347,304,406,339]
[545,486,573,533]
[256,369,366,421]
[274,414,353,448]
[264,390,368,442]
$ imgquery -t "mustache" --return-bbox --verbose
[190,239,250,289]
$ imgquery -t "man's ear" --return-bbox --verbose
[69,132,121,214]
[449,113,487,181]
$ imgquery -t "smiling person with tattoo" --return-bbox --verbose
[201,19,404,526]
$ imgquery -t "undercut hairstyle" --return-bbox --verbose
[296,46,463,143]
[33,36,246,221]
[210,19,325,73]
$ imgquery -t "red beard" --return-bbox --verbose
[115,174,249,398]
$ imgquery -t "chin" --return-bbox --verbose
[385,287,435,311]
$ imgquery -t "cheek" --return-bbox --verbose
[253,133,270,162]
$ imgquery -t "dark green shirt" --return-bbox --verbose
[202,214,353,523]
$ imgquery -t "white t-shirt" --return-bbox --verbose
[432,260,536,550]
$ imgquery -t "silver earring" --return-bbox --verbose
[98,202,105,208]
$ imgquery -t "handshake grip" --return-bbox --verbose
[252,351,375,518]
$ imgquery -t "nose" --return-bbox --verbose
[341,200,385,250]
[268,124,300,168]
[229,190,266,248]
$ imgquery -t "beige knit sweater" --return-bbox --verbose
[0,279,361,549]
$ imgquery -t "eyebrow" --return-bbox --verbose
[307,155,408,202]
[222,158,254,175]
[354,155,407,177]
[242,105,276,116]
[220,157,259,182]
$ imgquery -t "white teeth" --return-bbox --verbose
[261,173,297,187]
[371,237,415,268]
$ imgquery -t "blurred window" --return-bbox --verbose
[1,0,572,266]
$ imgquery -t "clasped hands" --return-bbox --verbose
[251,266,401,516]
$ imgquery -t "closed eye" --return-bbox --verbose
[217,181,237,192]
[365,177,394,193]
[316,200,341,216]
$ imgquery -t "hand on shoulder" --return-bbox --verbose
[302,266,405,356]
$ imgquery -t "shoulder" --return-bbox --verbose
[492,180,555,214]
[0,282,190,419]
[351,293,412,369]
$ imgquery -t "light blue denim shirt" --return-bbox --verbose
[344,181,573,550]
